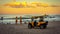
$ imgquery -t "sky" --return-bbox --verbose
[0,0,60,5]
[0,0,60,15]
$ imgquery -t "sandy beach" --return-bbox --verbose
[0,21,60,34]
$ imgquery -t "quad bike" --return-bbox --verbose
[28,16,48,29]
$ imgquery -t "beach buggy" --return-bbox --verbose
[28,16,48,29]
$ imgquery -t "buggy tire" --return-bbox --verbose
[28,24,32,29]
[40,24,47,29]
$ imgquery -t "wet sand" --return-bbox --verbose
[0,21,60,34]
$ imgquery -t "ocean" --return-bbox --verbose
[0,14,60,24]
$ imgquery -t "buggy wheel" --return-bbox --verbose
[28,24,32,29]
[40,25,44,29]
[40,24,47,29]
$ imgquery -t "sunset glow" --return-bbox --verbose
[0,0,60,15]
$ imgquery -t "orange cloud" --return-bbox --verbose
[50,5,60,7]
[4,2,49,8]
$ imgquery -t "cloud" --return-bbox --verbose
[50,5,60,7]
[4,2,49,8]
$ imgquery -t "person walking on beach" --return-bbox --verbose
[16,16,18,24]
